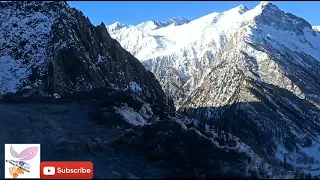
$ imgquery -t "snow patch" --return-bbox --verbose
[0,56,27,94]
[300,138,320,162]
[115,106,147,126]
[129,81,142,93]
[138,103,153,120]
[53,93,61,99]
[0,4,56,94]
[313,26,320,32]
[259,1,272,7]
[97,54,103,64]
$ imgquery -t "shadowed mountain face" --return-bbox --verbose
[0,91,271,179]
[0,99,170,179]
[113,119,268,179]
[0,1,174,119]
[182,82,320,168]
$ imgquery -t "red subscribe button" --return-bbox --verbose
[40,161,93,179]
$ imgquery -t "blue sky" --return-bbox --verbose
[68,1,320,26]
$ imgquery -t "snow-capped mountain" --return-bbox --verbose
[108,1,320,175]
[0,2,276,178]
[107,2,320,110]
[106,3,253,108]
[313,26,320,31]
[109,17,190,32]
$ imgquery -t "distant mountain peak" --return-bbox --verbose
[167,16,191,25]
[127,17,191,32]
[108,21,121,29]
[107,21,131,31]
[235,4,249,13]
[255,1,280,12]
[258,1,272,8]
[146,17,191,29]
[313,25,320,31]
[242,1,314,34]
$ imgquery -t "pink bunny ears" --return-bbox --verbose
[10,145,39,161]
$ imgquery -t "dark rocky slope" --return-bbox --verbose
[0,1,174,119]
[113,119,269,179]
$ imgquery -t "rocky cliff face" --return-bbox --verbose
[0,1,174,118]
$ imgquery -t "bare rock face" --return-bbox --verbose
[0,1,174,118]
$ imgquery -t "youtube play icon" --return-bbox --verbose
[43,166,55,175]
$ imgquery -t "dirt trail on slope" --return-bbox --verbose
[0,102,167,179]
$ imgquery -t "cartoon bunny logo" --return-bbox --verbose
[10,145,39,161]
[5,144,41,178]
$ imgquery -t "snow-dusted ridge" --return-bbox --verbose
[313,26,320,31]
[108,1,320,175]
[0,1,175,120]
[107,1,320,108]
[0,2,60,94]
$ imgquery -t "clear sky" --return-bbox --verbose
[67,1,320,26]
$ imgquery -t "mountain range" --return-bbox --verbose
[0,1,273,179]
[1,1,320,178]
[108,1,320,177]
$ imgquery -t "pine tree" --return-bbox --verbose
[182,108,187,115]
[283,155,287,171]
[305,173,312,179]
[293,169,299,179]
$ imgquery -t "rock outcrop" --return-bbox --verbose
[0,1,174,118]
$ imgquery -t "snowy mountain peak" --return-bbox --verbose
[135,17,191,31]
[258,1,272,8]
[313,26,320,31]
[248,2,314,34]
[255,1,281,12]
[108,21,131,31]
[108,21,121,30]
[108,1,320,108]
[167,17,191,25]
[136,20,159,31]
[233,4,249,13]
